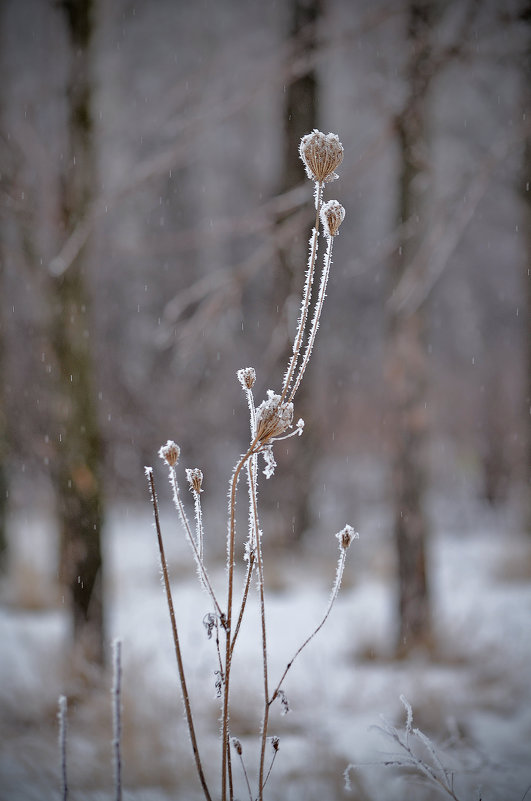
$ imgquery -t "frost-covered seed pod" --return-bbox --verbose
[231,737,243,756]
[336,524,357,550]
[237,367,256,390]
[299,130,344,183]
[186,468,203,493]
[158,440,180,467]
[255,390,294,443]
[320,200,345,238]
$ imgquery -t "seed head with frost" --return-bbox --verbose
[186,468,203,493]
[299,130,344,183]
[336,524,358,550]
[320,200,345,238]
[231,737,243,756]
[237,367,256,390]
[158,440,180,467]
[255,390,294,443]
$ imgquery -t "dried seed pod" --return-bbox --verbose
[231,737,243,756]
[158,440,180,467]
[237,367,256,389]
[255,390,294,444]
[299,129,344,183]
[270,736,280,752]
[186,467,203,493]
[320,199,345,238]
[336,524,358,550]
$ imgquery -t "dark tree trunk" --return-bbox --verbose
[273,0,322,543]
[53,0,105,665]
[0,23,9,574]
[387,0,435,656]
[0,260,7,573]
[522,0,531,531]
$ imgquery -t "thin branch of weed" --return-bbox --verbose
[146,467,212,801]
[345,696,461,801]
[111,639,123,801]
[57,695,68,801]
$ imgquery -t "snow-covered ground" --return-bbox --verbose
[1,490,530,801]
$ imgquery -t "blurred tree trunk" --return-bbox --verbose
[273,0,322,543]
[522,0,531,531]
[0,249,7,573]
[53,0,105,665]
[387,0,435,656]
[0,24,8,574]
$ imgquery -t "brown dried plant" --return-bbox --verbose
[145,129,355,801]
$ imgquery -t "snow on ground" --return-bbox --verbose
[0,492,530,801]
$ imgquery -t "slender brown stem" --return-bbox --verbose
[270,548,347,707]
[112,640,123,801]
[169,467,223,619]
[262,746,279,794]
[221,438,260,801]
[230,551,255,658]
[58,695,68,801]
[248,456,270,801]
[147,469,212,801]
[280,181,323,403]
[289,235,334,403]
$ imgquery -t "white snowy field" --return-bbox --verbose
[0,488,530,801]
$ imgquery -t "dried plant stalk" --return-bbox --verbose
[146,467,212,801]
[146,130,353,801]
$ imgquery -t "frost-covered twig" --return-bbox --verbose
[159,444,222,619]
[231,738,253,801]
[112,639,123,801]
[345,696,461,801]
[146,467,212,801]
[289,200,345,402]
[270,526,357,708]
[222,440,260,801]
[281,131,344,402]
[58,695,68,801]
[262,737,280,794]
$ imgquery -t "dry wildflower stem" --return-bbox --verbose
[112,640,123,801]
[146,130,352,801]
[58,695,68,801]
[146,468,212,801]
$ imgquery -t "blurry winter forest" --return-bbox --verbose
[0,0,530,800]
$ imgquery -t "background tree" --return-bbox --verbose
[522,0,531,531]
[386,0,435,655]
[51,0,105,665]
[270,0,322,543]
[0,140,7,574]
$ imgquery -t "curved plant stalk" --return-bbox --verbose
[112,640,123,801]
[270,536,351,709]
[146,468,212,801]
[280,182,323,403]
[58,695,68,801]
[289,232,335,403]
[168,465,223,619]
[221,437,261,801]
